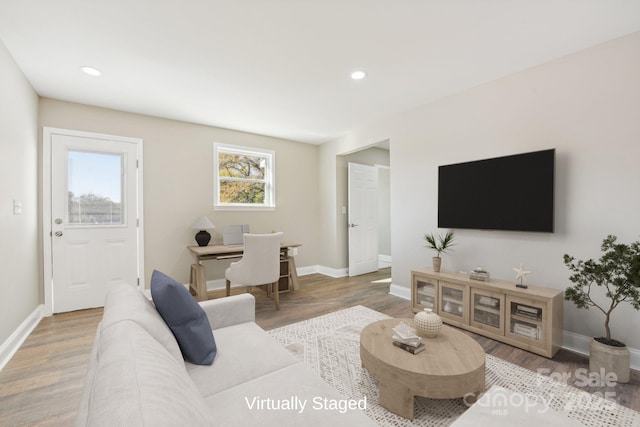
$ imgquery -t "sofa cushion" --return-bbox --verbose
[85,321,211,427]
[185,322,299,397]
[151,270,217,365]
[100,282,183,363]
[202,363,377,426]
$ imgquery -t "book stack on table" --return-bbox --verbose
[391,322,425,354]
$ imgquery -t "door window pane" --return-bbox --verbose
[68,150,123,225]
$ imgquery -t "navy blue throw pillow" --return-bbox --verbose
[150,270,217,365]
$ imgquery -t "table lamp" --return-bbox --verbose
[192,216,215,246]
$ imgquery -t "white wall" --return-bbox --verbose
[0,40,40,346]
[39,99,320,288]
[321,32,640,350]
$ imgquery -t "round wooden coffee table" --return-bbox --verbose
[360,318,485,420]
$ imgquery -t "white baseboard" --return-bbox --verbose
[318,265,349,278]
[0,304,44,372]
[389,283,411,300]
[561,330,592,358]
[296,265,320,276]
[201,265,338,291]
[378,255,392,269]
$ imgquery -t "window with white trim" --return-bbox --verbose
[213,143,275,210]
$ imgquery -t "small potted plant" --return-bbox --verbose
[563,235,640,383]
[424,231,455,272]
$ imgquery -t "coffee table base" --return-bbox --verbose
[379,381,414,420]
[360,320,486,420]
[377,381,482,420]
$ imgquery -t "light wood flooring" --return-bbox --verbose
[0,269,638,426]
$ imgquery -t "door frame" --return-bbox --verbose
[42,127,144,316]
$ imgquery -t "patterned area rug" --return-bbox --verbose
[267,305,640,427]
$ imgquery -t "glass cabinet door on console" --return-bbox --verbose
[505,296,546,350]
[439,281,468,325]
[470,289,504,334]
[413,276,438,311]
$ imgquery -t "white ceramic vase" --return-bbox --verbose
[414,308,442,338]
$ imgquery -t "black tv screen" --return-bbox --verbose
[438,149,555,232]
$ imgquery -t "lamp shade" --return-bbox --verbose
[192,216,215,230]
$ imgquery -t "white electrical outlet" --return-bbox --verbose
[13,200,22,215]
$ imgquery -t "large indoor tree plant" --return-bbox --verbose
[563,235,640,383]
[424,231,455,272]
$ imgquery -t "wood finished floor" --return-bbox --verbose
[0,269,638,426]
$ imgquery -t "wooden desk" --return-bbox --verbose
[187,242,301,301]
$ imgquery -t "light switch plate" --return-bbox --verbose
[13,200,22,215]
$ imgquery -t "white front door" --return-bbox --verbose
[348,162,379,277]
[46,129,142,313]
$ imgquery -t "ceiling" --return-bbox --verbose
[1,1,639,144]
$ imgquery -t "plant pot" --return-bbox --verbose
[589,338,630,383]
[432,257,442,272]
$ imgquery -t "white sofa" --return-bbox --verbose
[76,283,376,426]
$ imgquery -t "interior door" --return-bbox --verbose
[348,162,379,276]
[50,133,140,313]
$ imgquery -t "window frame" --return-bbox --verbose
[213,142,276,211]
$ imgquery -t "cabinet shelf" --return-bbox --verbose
[474,305,500,315]
[412,269,563,358]
[510,313,542,325]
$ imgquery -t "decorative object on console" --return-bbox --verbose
[469,266,490,281]
[413,308,442,338]
[564,235,640,384]
[513,263,530,288]
[192,216,215,247]
[424,230,455,272]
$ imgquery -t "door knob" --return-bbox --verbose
[55,231,63,237]
[348,223,359,228]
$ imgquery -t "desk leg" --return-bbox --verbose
[274,281,280,310]
[288,256,299,291]
[190,263,207,301]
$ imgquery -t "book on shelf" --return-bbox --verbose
[512,322,540,340]
[392,341,426,354]
[514,305,541,319]
[478,296,498,308]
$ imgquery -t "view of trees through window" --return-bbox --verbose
[218,152,266,204]
[67,150,123,224]
[68,191,122,224]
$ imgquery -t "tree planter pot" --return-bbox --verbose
[432,257,442,272]
[589,338,630,384]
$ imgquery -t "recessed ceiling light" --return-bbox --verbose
[351,70,366,80]
[80,66,102,76]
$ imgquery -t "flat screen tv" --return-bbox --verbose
[438,149,555,232]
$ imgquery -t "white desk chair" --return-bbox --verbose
[225,232,284,310]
